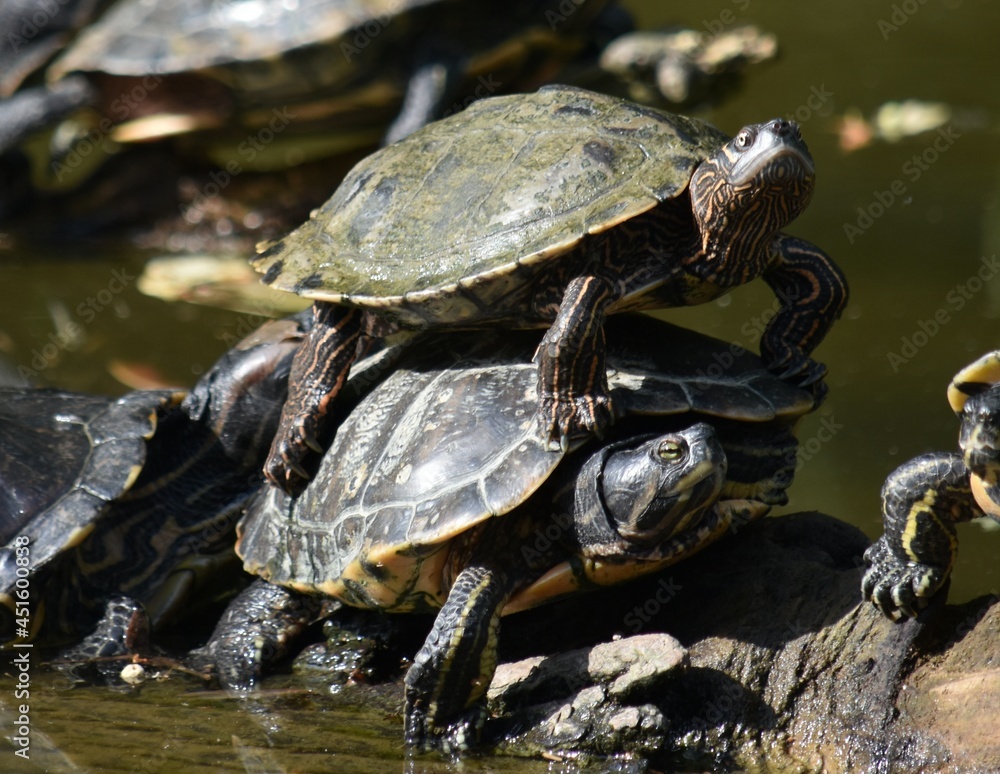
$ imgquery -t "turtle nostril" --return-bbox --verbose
[771,119,791,135]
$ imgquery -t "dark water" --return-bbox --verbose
[2,0,1000,770]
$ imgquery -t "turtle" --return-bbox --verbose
[254,84,847,494]
[2,0,620,159]
[197,314,814,749]
[863,350,1000,620]
[0,0,111,98]
[0,312,308,647]
[583,25,779,108]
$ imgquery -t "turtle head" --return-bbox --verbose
[600,423,727,547]
[689,119,815,279]
[959,387,1000,476]
[182,313,307,466]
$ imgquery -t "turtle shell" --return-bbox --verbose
[0,389,178,558]
[947,350,1000,414]
[49,0,442,86]
[0,389,178,635]
[237,315,813,610]
[253,86,728,316]
[0,314,305,642]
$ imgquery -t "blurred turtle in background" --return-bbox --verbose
[0,0,777,246]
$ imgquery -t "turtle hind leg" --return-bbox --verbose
[404,563,513,752]
[862,452,978,621]
[264,302,363,495]
[191,579,324,691]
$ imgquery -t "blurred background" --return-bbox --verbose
[1,0,999,769]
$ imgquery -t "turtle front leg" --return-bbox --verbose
[535,275,616,450]
[862,452,979,621]
[405,563,512,752]
[761,234,848,401]
[264,302,363,494]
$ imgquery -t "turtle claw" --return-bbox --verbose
[538,392,615,453]
[766,353,828,404]
[404,699,486,753]
[861,538,946,621]
[265,416,323,494]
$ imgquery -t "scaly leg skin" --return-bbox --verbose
[58,595,149,661]
[264,302,363,494]
[191,579,324,691]
[535,275,616,451]
[760,233,849,403]
[861,452,980,621]
[404,563,511,752]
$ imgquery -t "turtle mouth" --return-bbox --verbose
[730,143,815,187]
[964,440,1000,473]
[728,120,816,187]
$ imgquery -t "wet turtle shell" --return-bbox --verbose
[0,314,306,643]
[237,314,813,612]
[48,0,446,104]
[255,84,727,318]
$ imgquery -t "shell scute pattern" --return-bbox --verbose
[255,87,728,307]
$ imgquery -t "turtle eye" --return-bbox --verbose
[656,440,685,461]
[735,128,755,150]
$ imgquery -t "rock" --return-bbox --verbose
[487,633,685,759]
[488,512,1000,771]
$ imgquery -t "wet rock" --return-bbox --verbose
[292,606,429,690]
[488,633,685,757]
[490,512,1000,771]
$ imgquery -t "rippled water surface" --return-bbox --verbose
[2,0,999,771]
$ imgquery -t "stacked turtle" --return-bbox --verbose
[201,315,817,749]
[192,84,848,750]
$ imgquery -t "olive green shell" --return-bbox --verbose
[253,86,728,311]
[237,316,812,610]
[49,0,439,82]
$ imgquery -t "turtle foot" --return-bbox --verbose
[263,415,322,495]
[404,698,487,754]
[766,353,828,404]
[538,390,615,453]
[862,538,947,621]
[191,580,323,691]
[55,596,151,684]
